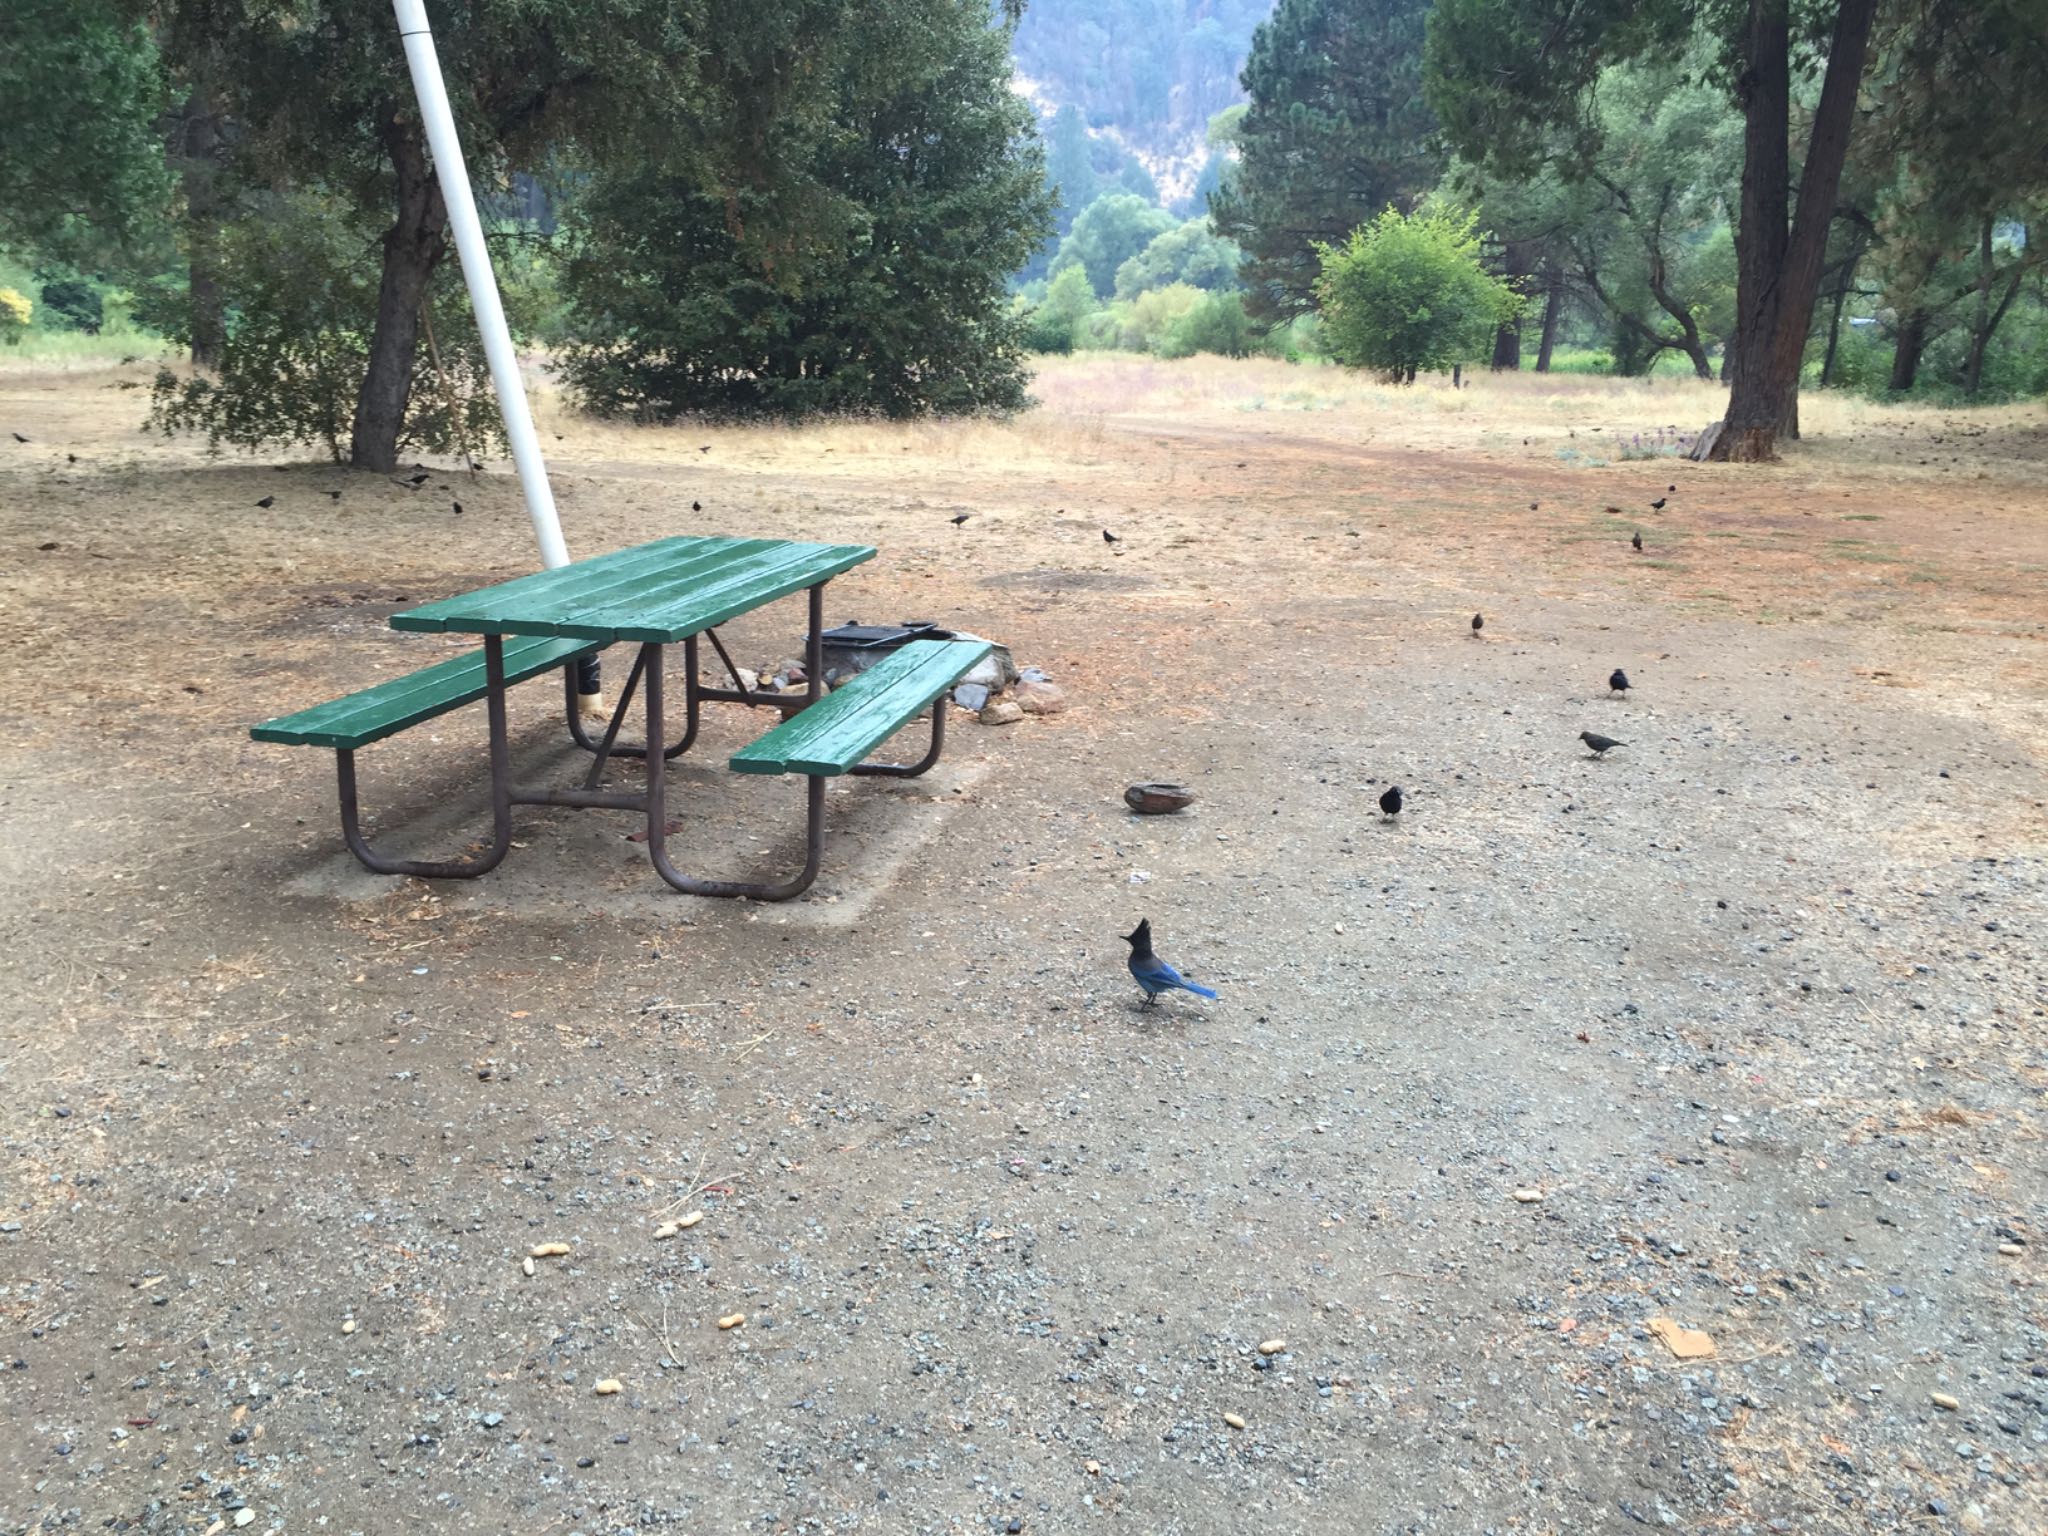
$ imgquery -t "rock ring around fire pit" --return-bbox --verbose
[1124,783,1195,815]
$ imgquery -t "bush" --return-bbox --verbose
[37,277,103,333]
[1118,282,1204,351]
[0,287,29,343]
[1314,207,1521,382]
[149,193,505,461]
[1160,291,1253,358]
[1021,265,1096,354]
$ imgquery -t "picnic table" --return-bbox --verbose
[252,535,990,899]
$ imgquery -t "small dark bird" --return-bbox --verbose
[1632,530,1643,552]
[699,445,711,454]
[1580,730,1626,757]
[1379,784,1403,818]
[467,455,483,471]
[691,500,702,512]
[950,512,970,526]
[1103,528,1120,544]
[255,495,275,508]
[1471,612,1484,636]
[406,471,430,486]
[37,541,58,551]
[452,500,463,515]
[1123,919,1218,1008]
[1609,668,1630,695]
[1649,497,1667,510]
[328,490,342,501]
[1529,502,1539,511]
[66,453,76,464]
[1667,483,1676,493]
[11,432,27,443]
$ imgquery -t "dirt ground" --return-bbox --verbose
[2,354,2045,1536]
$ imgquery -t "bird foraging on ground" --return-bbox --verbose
[328,490,342,501]
[1529,502,1539,511]
[255,495,275,508]
[1102,528,1120,545]
[1667,483,1676,493]
[1609,668,1630,696]
[452,500,463,515]
[1471,612,1484,636]
[1649,497,1667,510]
[950,513,970,526]
[1123,919,1217,1008]
[10,432,27,443]
[1379,784,1403,819]
[1632,530,1643,552]
[405,470,430,486]
[1580,730,1626,757]
[691,500,701,512]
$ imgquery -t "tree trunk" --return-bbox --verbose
[352,110,449,472]
[1817,247,1859,388]
[1888,309,1927,391]
[1961,218,2028,396]
[1534,270,1562,372]
[1699,0,1876,462]
[1490,241,1530,368]
[174,91,226,370]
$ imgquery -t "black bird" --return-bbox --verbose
[11,432,27,443]
[66,453,76,464]
[950,512,970,526]
[255,495,275,508]
[1529,501,1539,511]
[1471,612,1484,636]
[1609,668,1630,696]
[1649,496,1667,511]
[406,470,430,486]
[1632,530,1643,552]
[699,445,711,453]
[1667,483,1676,493]
[1580,730,1626,757]
[328,490,342,501]
[452,500,463,515]
[1103,528,1120,544]
[691,500,701,512]
[1379,784,1403,818]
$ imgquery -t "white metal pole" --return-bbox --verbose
[391,0,570,572]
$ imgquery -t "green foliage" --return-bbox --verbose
[148,195,504,462]
[1117,283,1206,350]
[0,0,172,263]
[1023,266,1099,353]
[1314,207,1521,380]
[561,0,1051,419]
[1159,291,1254,358]
[1113,220,1242,300]
[1210,0,1443,324]
[1050,194,1178,299]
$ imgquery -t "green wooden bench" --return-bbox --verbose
[731,638,991,777]
[648,637,991,901]
[252,634,601,878]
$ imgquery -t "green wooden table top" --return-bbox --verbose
[389,535,876,645]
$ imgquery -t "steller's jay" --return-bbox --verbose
[1122,919,1217,1007]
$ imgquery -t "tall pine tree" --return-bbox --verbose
[1208,0,1441,325]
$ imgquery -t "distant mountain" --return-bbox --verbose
[1012,0,1274,211]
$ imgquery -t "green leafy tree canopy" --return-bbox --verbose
[1315,206,1521,381]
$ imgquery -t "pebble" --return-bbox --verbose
[653,1221,682,1241]
[1512,1189,1543,1203]
[1257,1339,1286,1356]
[675,1210,704,1229]
[1084,1459,1100,1475]
[717,1313,746,1331]
[340,1319,356,1335]
[1997,1243,2023,1256]
[594,1379,622,1396]
[529,1242,571,1258]
[234,1512,254,1529]
[481,1413,504,1429]
[1931,1392,1960,1411]
[1222,1412,1246,1429]
[520,1256,536,1277]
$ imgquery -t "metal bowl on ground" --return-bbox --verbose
[1125,783,1195,815]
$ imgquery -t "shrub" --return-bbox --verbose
[1314,207,1521,382]
[1160,291,1254,358]
[0,287,29,343]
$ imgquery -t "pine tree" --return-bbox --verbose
[1208,0,1441,325]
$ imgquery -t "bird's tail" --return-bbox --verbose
[1181,981,1219,1000]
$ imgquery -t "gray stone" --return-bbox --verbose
[953,682,990,712]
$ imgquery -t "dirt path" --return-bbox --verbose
[1,358,2044,1535]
